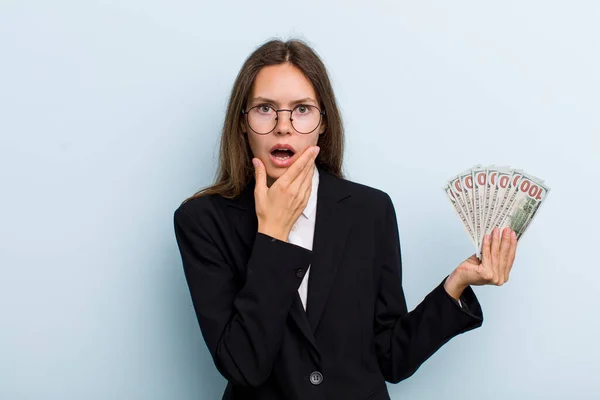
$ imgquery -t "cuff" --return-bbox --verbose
[440,275,483,322]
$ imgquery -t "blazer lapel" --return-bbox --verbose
[306,167,353,333]
[223,166,353,357]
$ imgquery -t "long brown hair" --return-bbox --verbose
[184,38,345,203]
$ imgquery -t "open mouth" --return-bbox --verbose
[270,149,295,160]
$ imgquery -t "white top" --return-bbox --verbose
[287,166,319,311]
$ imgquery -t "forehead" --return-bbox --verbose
[250,63,317,104]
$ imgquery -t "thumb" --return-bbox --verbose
[467,254,481,265]
[461,254,481,269]
[252,158,267,196]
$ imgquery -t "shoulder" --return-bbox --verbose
[173,193,223,228]
[336,174,394,212]
[334,175,399,239]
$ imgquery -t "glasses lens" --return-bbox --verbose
[291,105,321,134]
[246,105,322,134]
[247,105,276,134]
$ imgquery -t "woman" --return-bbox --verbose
[173,38,517,400]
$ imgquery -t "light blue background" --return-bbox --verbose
[1,1,598,399]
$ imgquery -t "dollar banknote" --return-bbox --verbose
[443,165,550,258]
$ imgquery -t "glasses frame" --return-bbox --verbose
[241,104,326,135]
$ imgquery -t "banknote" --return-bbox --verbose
[444,165,550,258]
[472,166,487,250]
[495,172,550,240]
[443,183,477,247]
[448,174,475,244]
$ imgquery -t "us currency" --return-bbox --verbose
[459,168,476,233]
[472,166,487,251]
[484,167,513,239]
[481,166,500,246]
[448,174,475,244]
[444,165,550,259]
[489,169,523,234]
[443,184,477,247]
[495,172,550,241]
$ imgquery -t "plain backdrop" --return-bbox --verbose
[1,1,599,399]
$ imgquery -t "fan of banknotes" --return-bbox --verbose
[443,165,550,259]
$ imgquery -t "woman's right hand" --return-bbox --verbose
[252,145,320,242]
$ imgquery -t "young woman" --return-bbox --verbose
[173,38,518,400]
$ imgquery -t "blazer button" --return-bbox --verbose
[309,371,323,385]
[295,268,305,278]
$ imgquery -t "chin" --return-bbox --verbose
[266,167,285,179]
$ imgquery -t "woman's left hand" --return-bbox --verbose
[444,226,518,298]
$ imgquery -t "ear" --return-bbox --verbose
[240,116,247,134]
[319,120,327,135]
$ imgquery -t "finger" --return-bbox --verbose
[252,158,267,198]
[467,254,480,264]
[290,160,315,202]
[499,227,512,282]
[489,227,502,283]
[298,148,317,186]
[279,146,319,185]
[299,163,314,204]
[302,160,316,189]
[505,230,518,281]
[482,232,492,267]
[491,227,501,264]
[286,146,317,193]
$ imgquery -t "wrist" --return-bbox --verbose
[444,270,468,301]
[258,224,290,242]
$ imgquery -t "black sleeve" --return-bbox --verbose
[374,193,484,384]
[173,203,312,387]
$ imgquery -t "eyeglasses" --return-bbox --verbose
[241,104,326,135]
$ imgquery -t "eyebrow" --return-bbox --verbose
[250,96,318,106]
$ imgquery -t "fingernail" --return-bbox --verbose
[511,231,517,239]
[252,159,259,167]
[312,146,320,155]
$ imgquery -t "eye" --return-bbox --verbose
[296,105,310,114]
[257,104,273,113]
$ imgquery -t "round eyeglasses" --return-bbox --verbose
[241,104,326,135]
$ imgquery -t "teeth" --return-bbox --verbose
[271,147,293,161]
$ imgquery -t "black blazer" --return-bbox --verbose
[173,165,484,400]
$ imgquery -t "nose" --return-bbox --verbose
[274,110,294,135]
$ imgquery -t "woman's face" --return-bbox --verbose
[242,63,326,187]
